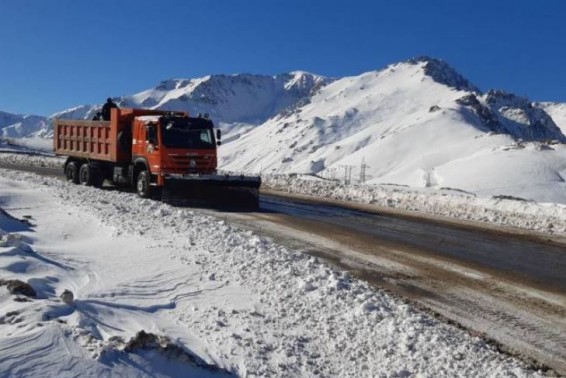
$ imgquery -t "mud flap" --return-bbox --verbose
[162,175,261,210]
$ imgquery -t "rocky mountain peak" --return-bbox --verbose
[456,90,566,142]
[485,89,531,108]
[408,56,480,93]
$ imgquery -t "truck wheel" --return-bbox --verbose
[79,163,93,186]
[136,171,151,198]
[65,162,79,184]
[91,168,104,188]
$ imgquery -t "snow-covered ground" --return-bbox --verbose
[0,168,545,377]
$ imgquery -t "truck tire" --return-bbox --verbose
[136,170,151,198]
[65,162,80,184]
[91,168,104,188]
[79,163,93,186]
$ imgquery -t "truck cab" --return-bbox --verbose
[131,114,220,187]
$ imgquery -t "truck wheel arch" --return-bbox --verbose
[132,157,149,174]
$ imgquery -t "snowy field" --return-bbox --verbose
[0,168,545,377]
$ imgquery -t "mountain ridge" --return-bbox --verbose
[2,57,563,142]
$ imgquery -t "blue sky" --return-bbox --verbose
[1,0,565,116]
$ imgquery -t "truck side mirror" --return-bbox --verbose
[216,129,222,146]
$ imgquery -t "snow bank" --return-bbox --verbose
[0,169,543,377]
[0,137,54,155]
[0,152,63,168]
[262,174,566,235]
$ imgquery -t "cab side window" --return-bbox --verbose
[146,123,157,145]
[200,131,212,144]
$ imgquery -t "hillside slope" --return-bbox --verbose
[52,72,331,125]
[0,111,49,138]
[219,58,566,203]
[537,102,566,135]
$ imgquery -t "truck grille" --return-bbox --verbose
[167,155,215,172]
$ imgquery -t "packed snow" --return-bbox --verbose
[0,168,545,377]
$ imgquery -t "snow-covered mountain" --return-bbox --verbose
[0,111,49,138]
[218,58,566,203]
[221,58,565,169]
[536,102,566,135]
[52,72,331,125]
[2,57,566,203]
[49,104,101,125]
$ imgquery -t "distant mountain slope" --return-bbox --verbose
[52,72,331,125]
[536,102,566,135]
[221,58,565,174]
[0,111,49,138]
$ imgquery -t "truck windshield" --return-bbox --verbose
[160,118,215,149]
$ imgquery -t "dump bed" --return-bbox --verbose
[53,108,177,163]
[53,119,121,162]
[53,108,169,163]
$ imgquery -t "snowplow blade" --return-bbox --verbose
[161,174,261,210]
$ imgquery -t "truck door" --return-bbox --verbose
[133,121,161,175]
[143,123,161,174]
[132,120,145,157]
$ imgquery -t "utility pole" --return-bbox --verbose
[339,165,353,184]
[360,157,368,184]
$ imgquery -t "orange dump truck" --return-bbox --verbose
[53,108,261,209]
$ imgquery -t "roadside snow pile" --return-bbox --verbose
[262,175,566,235]
[0,168,544,377]
[0,152,63,169]
[0,137,53,154]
